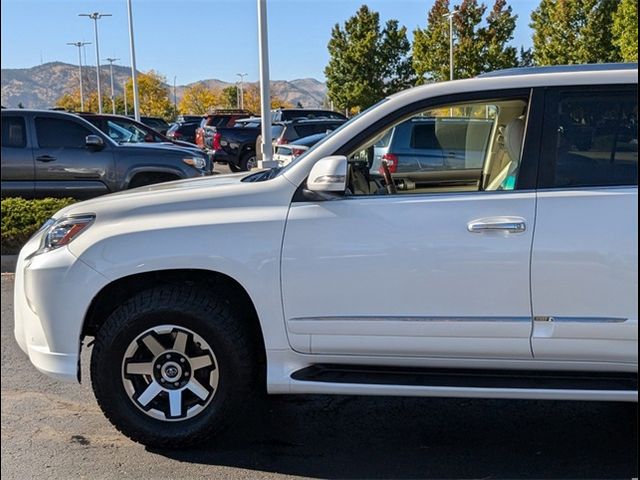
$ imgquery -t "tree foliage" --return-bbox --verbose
[55,88,112,113]
[612,0,638,62]
[178,83,219,114]
[413,0,523,83]
[220,86,239,109]
[124,71,174,119]
[325,5,414,111]
[530,0,622,65]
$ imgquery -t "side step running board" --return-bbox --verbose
[291,364,638,392]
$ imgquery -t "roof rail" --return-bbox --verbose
[478,62,638,78]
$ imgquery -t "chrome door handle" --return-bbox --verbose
[467,217,526,233]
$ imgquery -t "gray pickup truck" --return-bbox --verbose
[1,109,211,199]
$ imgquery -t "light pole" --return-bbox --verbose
[443,9,459,81]
[123,78,128,115]
[105,57,120,114]
[173,75,177,114]
[236,73,247,110]
[257,0,275,169]
[127,0,141,121]
[67,41,91,111]
[79,12,111,113]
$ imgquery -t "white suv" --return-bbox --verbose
[14,64,638,447]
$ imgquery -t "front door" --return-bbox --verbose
[33,115,114,198]
[282,92,537,360]
[1,114,35,197]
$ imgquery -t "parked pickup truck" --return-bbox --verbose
[13,63,638,449]
[1,109,211,199]
[204,118,284,171]
[195,110,252,149]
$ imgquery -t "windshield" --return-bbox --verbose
[275,98,389,177]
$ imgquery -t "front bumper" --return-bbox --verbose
[14,236,109,382]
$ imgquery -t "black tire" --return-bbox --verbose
[239,151,257,171]
[228,162,242,173]
[90,285,255,448]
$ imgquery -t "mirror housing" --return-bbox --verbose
[85,135,104,149]
[307,155,347,193]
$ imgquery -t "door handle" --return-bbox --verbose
[36,155,56,163]
[467,217,526,233]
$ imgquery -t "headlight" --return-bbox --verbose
[35,215,95,255]
[182,156,206,170]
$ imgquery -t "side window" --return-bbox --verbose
[1,116,27,148]
[541,88,638,188]
[346,96,529,195]
[35,117,92,148]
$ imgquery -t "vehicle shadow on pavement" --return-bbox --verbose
[150,394,638,479]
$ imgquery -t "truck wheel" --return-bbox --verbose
[239,151,257,171]
[90,286,255,448]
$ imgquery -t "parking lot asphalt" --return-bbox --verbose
[1,273,638,479]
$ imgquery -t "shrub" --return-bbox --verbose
[1,197,76,254]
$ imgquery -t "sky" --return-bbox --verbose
[1,0,539,86]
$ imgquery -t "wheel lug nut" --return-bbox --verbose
[174,382,180,387]
[160,378,165,383]
[180,358,185,363]
[166,354,171,359]
[185,372,190,377]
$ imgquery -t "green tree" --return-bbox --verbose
[413,0,522,83]
[220,85,239,109]
[612,0,638,62]
[481,0,519,72]
[325,5,414,111]
[530,0,622,65]
[55,88,109,113]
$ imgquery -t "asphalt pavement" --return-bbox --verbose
[1,273,638,479]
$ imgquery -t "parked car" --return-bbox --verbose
[1,109,210,199]
[194,110,253,149]
[136,116,171,135]
[176,115,203,123]
[272,131,328,165]
[13,64,638,449]
[207,117,285,171]
[271,108,347,122]
[274,118,346,145]
[166,120,200,144]
[78,113,200,150]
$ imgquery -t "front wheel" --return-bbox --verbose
[90,286,255,447]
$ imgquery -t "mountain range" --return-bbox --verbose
[1,62,328,109]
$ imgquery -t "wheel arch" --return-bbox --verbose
[82,268,267,377]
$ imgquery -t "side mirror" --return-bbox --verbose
[85,135,104,149]
[307,155,347,193]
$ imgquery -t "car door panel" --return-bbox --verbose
[1,114,35,197]
[530,86,638,364]
[282,191,536,359]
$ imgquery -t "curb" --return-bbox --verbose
[1,255,18,273]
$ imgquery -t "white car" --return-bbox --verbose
[14,63,638,447]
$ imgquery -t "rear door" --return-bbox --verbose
[33,115,114,198]
[1,113,35,197]
[531,85,638,363]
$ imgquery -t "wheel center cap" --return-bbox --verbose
[161,362,182,381]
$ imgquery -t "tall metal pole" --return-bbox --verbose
[443,10,459,81]
[67,41,91,111]
[127,0,141,121]
[105,57,120,114]
[173,75,177,114]
[123,79,128,115]
[257,0,274,168]
[236,73,247,110]
[79,13,111,113]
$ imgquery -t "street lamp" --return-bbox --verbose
[257,0,275,168]
[126,0,141,121]
[173,75,177,114]
[67,41,91,111]
[105,57,120,114]
[236,73,247,110]
[443,9,460,81]
[79,12,112,113]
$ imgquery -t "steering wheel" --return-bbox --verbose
[380,159,397,194]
